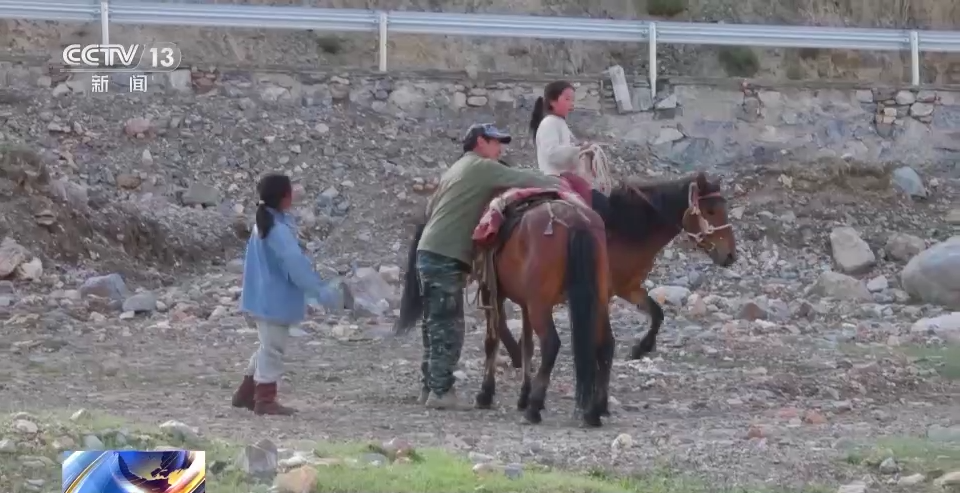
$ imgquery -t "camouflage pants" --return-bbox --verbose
[416,250,467,396]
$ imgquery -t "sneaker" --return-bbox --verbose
[424,389,473,410]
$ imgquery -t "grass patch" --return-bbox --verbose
[839,343,960,381]
[1,410,828,493]
[718,47,760,77]
[902,345,960,380]
[844,436,960,475]
[646,0,687,17]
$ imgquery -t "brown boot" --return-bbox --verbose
[253,382,296,416]
[231,375,256,410]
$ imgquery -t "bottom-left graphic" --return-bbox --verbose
[61,449,205,493]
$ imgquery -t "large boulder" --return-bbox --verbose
[901,237,960,309]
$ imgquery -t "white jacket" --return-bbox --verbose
[535,115,581,176]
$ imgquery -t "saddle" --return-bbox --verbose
[469,177,593,330]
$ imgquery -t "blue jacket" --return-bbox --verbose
[239,208,340,324]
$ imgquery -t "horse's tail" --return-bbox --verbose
[565,227,599,413]
[393,222,425,335]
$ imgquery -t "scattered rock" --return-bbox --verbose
[0,438,17,453]
[0,237,29,278]
[123,292,158,313]
[274,466,318,493]
[159,420,199,443]
[236,439,279,477]
[910,312,960,343]
[809,272,872,301]
[892,166,927,198]
[878,457,898,474]
[10,419,38,434]
[649,285,691,306]
[345,267,395,317]
[885,233,926,262]
[836,481,866,493]
[80,274,129,301]
[829,227,876,274]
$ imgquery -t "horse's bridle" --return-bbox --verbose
[681,182,731,253]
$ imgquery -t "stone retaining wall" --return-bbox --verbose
[8,62,960,169]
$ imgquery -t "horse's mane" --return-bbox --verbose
[604,174,722,242]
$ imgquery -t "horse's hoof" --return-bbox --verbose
[629,345,654,360]
[582,415,603,428]
[523,408,542,424]
[580,409,603,428]
[475,393,494,410]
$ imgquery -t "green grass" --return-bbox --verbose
[839,343,960,381]
[902,345,960,380]
[844,436,960,475]
[2,410,827,493]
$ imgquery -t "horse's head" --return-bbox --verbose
[680,172,736,267]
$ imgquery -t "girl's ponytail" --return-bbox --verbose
[255,202,275,239]
[528,96,545,138]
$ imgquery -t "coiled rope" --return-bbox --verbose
[580,143,613,195]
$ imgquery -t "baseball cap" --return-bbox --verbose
[462,123,512,145]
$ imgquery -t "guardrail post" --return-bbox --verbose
[648,22,657,100]
[100,0,109,45]
[378,12,388,72]
[909,30,920,86]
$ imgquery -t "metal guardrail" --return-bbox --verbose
[2,0,959,96]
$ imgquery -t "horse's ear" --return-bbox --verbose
[695,171,709,191]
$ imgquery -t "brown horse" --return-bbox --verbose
[394,193,613,427]
[492,171,736,368]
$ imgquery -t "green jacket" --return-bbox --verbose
[417,152,562,264]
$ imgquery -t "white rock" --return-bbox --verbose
[809,272,872,301]
[836,481,866,493]
[611,433,634,450]
[830,227,876,274]
[866,275,888,292]
[910,312,960,343]
[11,419,38,434]
[159,420,199,442]
[649,286,691,306]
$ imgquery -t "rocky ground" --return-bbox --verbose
[0,78,959,493]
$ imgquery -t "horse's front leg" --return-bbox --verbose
[476,288,503,409]
[620,287,664,360]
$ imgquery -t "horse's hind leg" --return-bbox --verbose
[596,317,615,417]
[516,306,535,411]
[498,316,522,369]
[629,291,664,360]
[476,292,504,409]
[523,307,561,425]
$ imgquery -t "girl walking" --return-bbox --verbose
[233,173,349,416]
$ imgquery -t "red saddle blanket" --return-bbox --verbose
[472,173,593,247]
